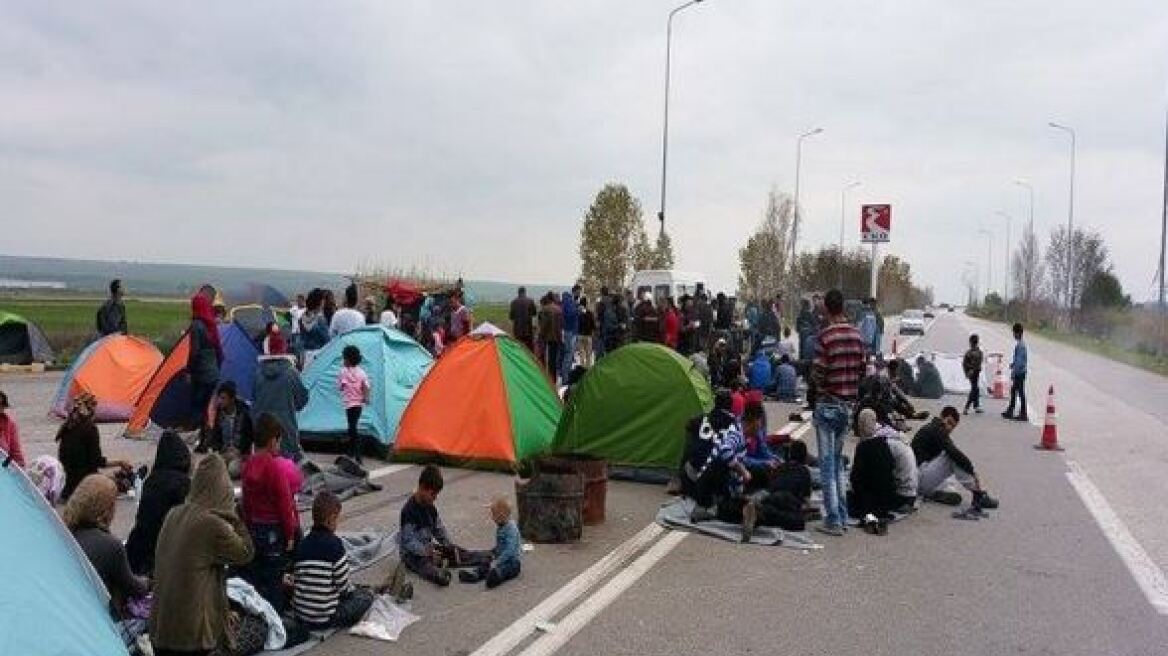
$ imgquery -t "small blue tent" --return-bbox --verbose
[0,457,129,655]
[298,326,433,445]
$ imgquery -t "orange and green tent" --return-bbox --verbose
[395,333,560,466]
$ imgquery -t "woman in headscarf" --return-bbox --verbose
[151,454,255,656]
[188,294,223,434]
[56,392,132,501]
[126,430,192,576]
[65,474,151,647]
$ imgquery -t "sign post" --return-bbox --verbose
[861,204,892,299]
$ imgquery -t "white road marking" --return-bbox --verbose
[516,530,689,656]
[470,523,667,656]
[1065,460,1168,615]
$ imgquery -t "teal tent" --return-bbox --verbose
[298,326,433,445]
[0,458,128,655]
[552,343,714,470]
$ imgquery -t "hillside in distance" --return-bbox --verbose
[0,255,566,304]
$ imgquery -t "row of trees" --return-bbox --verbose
[576,183,931,312]
[737,189,932,312]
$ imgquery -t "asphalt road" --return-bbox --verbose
[4,310,1168,655]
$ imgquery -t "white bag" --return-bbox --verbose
[349,596,421,642]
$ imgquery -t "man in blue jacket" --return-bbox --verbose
[560,287,581,381]
[1002,322,1029,421]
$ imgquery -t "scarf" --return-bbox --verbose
[192,294,224,361]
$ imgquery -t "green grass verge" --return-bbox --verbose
[1029,326,1168,378]
[0,297,514,364]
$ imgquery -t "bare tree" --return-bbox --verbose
[737,189,793,301]
[1012,226,1045,318]
[1045,226,1109,311]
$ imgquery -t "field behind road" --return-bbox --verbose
[0,297,513,362]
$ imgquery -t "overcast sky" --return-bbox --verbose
[2,1,1166,303]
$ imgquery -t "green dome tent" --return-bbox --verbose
[551,343,714,470]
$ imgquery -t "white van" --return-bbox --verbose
[630,269,708,304]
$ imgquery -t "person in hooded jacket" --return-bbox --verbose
[126,430,192,576]
[150,453,254,656]
[251,339,309,460]
[188,294,223,434]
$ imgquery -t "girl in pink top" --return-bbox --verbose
[339,345,371,463]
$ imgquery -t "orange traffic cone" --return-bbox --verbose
[1035,385,1064,451]
[991,357,1007,399]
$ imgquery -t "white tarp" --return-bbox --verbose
[904,351,994,395]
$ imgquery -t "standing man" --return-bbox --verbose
[560,287,580,381]
[96,279,128,336]
[1002,322,1029,422]
[594,287,611,361]
[811,289,867,536]
[509,287,537,352]
[962,334,984,415]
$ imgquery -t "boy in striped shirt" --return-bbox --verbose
[291,492,374,630]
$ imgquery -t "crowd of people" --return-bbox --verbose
[0,278,1026,654]
[672,288,1001,540]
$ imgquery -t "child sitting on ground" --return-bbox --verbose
[459,497,522,589]
[398,465,492,587]
[292,491,374,630]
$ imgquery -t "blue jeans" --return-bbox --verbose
[561,331,578,380]
[814,400,852,527]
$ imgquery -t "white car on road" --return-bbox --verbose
[899,309,926,335]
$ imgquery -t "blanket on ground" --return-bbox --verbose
[656,498,821,550]
[339,530,398,572]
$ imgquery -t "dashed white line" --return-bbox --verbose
[1065,460,1168,615]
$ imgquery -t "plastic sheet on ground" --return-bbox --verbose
[656,498,821,549]
[904,351,990,395]
[349,596,421,642]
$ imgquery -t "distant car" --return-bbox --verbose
[899,309,926,335]
[923,309,935,319]
[947,305,955,312]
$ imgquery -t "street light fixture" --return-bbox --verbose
[1048,122,1077,311]
[657,0,706,234]
[789,127,824,266]
[978,228,994,303]
[996,211,1013,319]
[838,181,862,289]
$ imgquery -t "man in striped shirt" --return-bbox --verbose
[291,492,374,630]
[812,289,867,536]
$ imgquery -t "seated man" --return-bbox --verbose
[848,409,900,529]
[398,465,492,586]
[774,354,799,402]
[681,401,750,519]
[891,357,918,397]
[882,424,919,514]
[913,355,945,399]
[911,407,999,509]
[770,439,813,507]
[746,350,773,393]
[206,381,254,478]
[292,492,375,630]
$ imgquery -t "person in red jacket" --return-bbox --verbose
[240,413,299,612]
[0,391,26,468]
[662,297,681,351]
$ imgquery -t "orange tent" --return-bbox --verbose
[395,334,561,466]
[51,335,163,423]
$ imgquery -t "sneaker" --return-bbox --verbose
[973,491,1000,510]
[951,507,982,521]
[876,518,889,536]
[861,514,880,535]
[975,407,984,414]
[1015,415,1029,422]
[740,501,758,543]
[926,490,963,506]
[815,523,845,537]
[458,570,480,584]
[1001,411,1015,420]
[963,408,970,416]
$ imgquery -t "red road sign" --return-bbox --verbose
[861,204,891,243]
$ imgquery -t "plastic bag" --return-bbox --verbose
[348,596,421,642]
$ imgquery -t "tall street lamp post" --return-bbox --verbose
[1049,122,1077,314]
[838,181,862,289]
[789,127,824,267]
[657,0,706,234]
[978,228,994,304]
[996,210,1013,321]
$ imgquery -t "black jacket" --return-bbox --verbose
[849,437,900,518]
[126,431,192,575]
[911,418,975,475]
[57,420,106,501]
